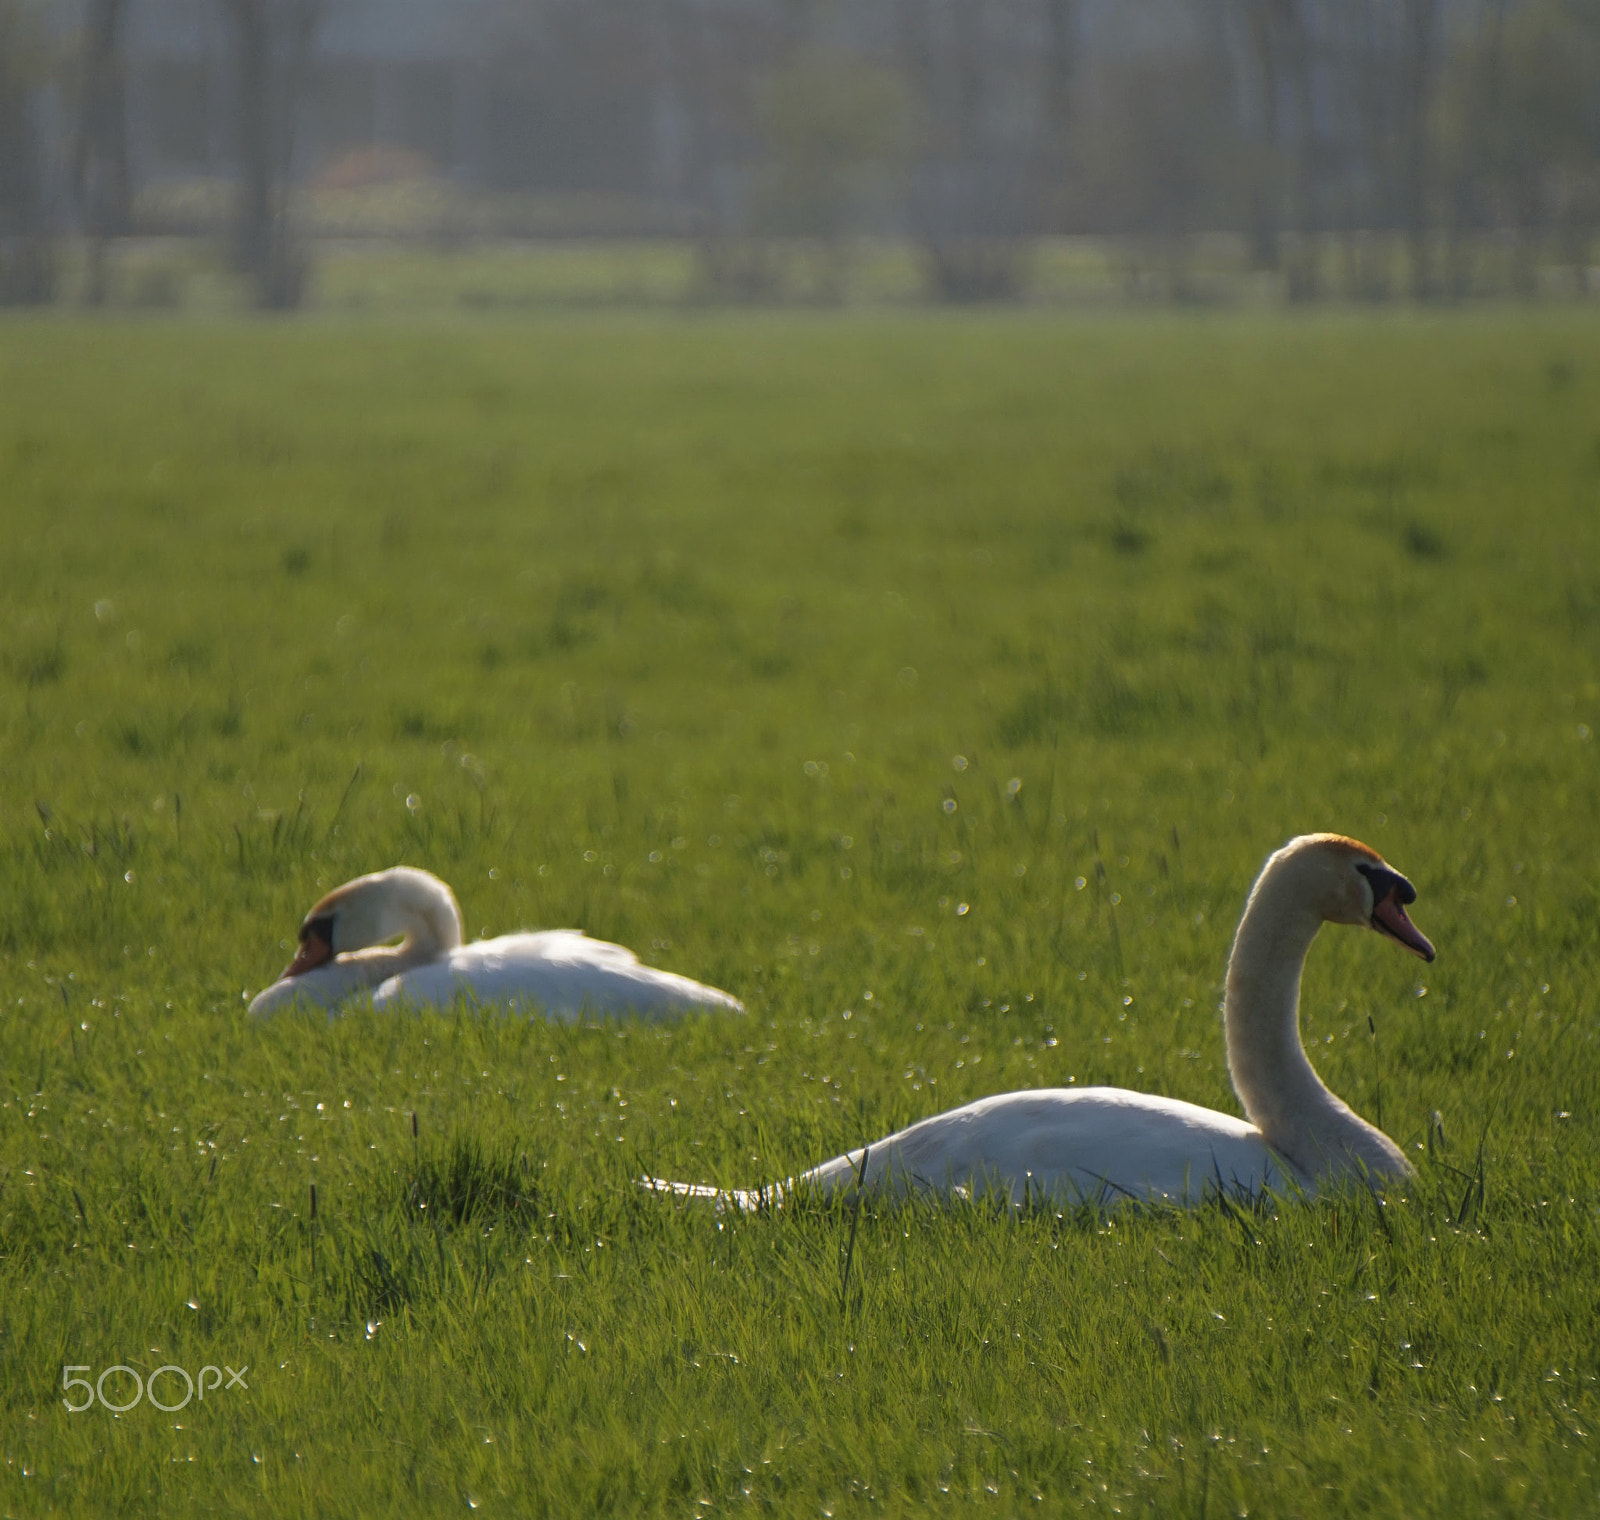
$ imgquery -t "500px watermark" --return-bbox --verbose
[62,1363,248,1413]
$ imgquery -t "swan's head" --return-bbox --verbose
[278,866,463,979]
[1282,834,1436,962]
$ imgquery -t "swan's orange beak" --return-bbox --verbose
[1372,892,1435,963]
[283,924,334,978]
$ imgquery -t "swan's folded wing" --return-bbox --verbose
[802,1088,1291,1206]
[372,931,743,1019]
[248,977,315,1016]
[248,959,375,1016]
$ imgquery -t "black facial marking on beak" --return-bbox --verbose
[1355,861,1414,907]
[301,913,336,952]
[1356,860,1435,961]
[282,912,337,978]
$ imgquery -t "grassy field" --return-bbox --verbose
[1,309,1598,1516]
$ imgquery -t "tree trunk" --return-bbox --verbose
[222,0,321,308]
[0,0,55,304]
[72,0,131,306]
[1234,0,1295,275]
[1398,0,1440,300]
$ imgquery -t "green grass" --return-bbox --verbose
[1,309,1598,1515]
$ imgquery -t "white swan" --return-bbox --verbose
[248,866,743,1020]
[649,834,1435,1209]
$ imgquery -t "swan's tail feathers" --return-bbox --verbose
[695,989,746,1015]
[638,1176,785,1213]
[662,979,744,1016]
[611,971,743,1019]
[640,1176,724,1202]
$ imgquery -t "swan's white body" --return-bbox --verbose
[654,1088,1289,1210]
[249,867,742,1021]
[367,930,743,1019]
[650,834,1435,1209]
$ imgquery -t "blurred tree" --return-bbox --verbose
[1232,0,1287,272]
[221,0,323,308]
[496,0,788,297]
[1080,36,1246,302]
[0,0,54,304]
[71,0,131,305]
[1022,0,1079,233]
[757,46,908,298]
[1438,0,1599,295]
[1231,0,1313,285]
[1227,0,1452,302]
[1396,0,1443,298]
[659,0,789,300]
[893,0,1053,301]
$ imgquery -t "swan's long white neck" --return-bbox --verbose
[255,868,464,1011]
[354,870,461,951]
[1225,844,1409,1183]
[333,868,462,987]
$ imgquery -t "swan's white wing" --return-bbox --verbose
[372,931,742,1020]
[249,977,321,1016]
[799,1088,1293,1206]
[249,958,378,1016]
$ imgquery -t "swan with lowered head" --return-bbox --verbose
[248,866,743,1020]
[649,834,1434,1209]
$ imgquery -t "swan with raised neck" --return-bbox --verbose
[1222,833,1431,1183]
[648,833,1435,1209]
[248,866,743,1020]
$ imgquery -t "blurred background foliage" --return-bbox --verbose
[2,0,1600,310]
